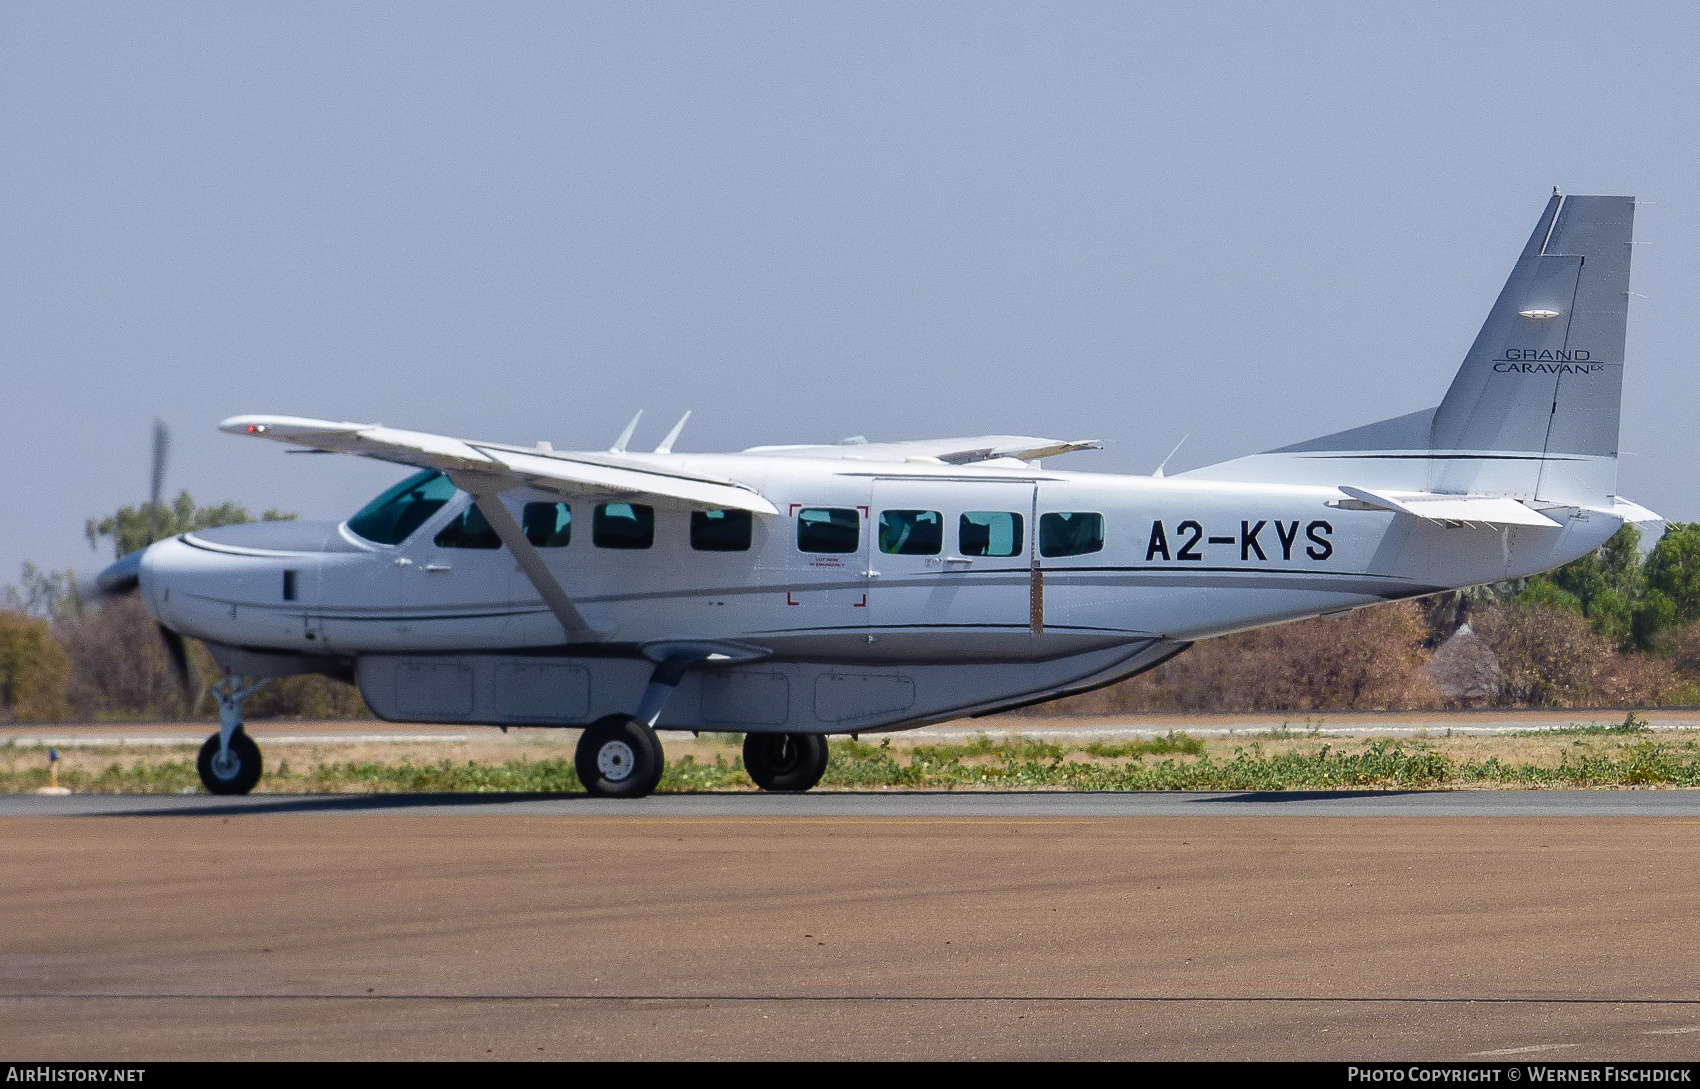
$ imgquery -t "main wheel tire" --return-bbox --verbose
[743,732,830,792]
[575,715,665,799]
[197,730,263,795]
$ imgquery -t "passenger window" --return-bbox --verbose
[347,470,458,545]
[797,508,859,554]
[879,510,942,555]
[523,502,572,547]
[594,503,654,549]
[1039,512,1104,558]
[434,501,503,549]
[691,509,752,551]
[960,511,1024,557]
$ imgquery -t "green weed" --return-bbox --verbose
[1084,732,1206,758]
[1514,711,1653,738]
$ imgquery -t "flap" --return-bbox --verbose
[742,435,1100,464]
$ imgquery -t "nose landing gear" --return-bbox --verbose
[196,676,270,795]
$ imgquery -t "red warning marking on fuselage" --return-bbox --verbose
[853,594,867,608]
[786,591,802,606]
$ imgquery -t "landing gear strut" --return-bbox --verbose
[197,676,269,795]
[743,733,830,793]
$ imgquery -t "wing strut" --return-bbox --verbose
[452,473,603,643]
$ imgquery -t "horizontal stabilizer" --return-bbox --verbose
[1337,486,1562,528]
[1605,495,1664,526]
[221,415,779,515]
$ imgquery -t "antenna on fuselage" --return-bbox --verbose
[654,411,692,454]
[1152,434,1189,478]
[610,410,644,453]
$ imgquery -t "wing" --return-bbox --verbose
[221,415,779,515]
[741,435,1101,464]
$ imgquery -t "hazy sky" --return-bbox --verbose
[6,2,1699,582]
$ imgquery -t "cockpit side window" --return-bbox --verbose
[347,471,458,545]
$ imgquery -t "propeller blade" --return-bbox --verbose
[149,419,170,545]
[157,623,194,702]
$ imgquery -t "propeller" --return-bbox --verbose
[86,419,171,603]
[148,418,169,546]
[86,419,197,705]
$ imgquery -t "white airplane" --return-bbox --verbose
[98,192,1656,798]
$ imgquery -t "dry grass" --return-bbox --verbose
[5,716,1700,793]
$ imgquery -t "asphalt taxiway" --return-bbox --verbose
[5,791,1700,1059]
[7,787,1700,817]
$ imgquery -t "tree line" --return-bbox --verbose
[0,494,367,722]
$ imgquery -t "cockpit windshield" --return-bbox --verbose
[346,470,457,545]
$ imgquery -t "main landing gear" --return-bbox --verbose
[743,733,830,793]
[569,648,833,799]
[572,723,832,798]
[575,715,666,798]
[197,676,270,795]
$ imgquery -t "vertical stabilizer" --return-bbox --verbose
[1182,193,1636,506]
[1429,194,1634,503]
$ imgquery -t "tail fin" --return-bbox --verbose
[1429,192,1634,503]
[1185,193,1635,506]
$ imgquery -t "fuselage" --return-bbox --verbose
[138,451,1623,668]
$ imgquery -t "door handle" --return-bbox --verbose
[425,564,452,573]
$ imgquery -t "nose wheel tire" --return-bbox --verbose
[196,730,263,795]
[743,732,830,793]
[575,715,665,798]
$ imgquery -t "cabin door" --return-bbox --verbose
[867,478,1037,647]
